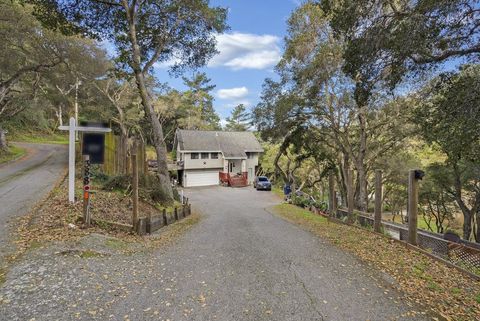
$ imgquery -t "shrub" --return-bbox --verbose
[102,173,175,205]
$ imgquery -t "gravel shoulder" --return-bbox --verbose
[0,186,433,321]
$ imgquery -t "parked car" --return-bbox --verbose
[254,176,271,191]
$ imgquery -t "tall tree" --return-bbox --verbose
[225,104,250,131]
[414,65,480,241]
[322,0,480,90]
[0,0,103,150]
[181,73,220,130]
[31,0,228,201]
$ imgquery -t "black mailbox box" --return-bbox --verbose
[81,121,108,164]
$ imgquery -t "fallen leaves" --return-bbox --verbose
[270,203,480,321]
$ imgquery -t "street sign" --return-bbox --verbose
[59,117,111,203]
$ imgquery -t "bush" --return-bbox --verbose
[312,200,328,211]
[102,173,175,205]
[292,195,312,208]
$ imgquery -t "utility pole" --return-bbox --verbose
[74,77,81,141]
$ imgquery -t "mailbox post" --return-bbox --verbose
[59,117,111,203]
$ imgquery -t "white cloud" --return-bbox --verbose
[152,32,282,71]
[209,32,282,70]
[217,87,249,100]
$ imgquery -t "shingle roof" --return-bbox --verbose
[175,130,264,159]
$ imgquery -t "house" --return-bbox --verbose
[174,129,264,187]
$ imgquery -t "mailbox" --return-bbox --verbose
[81,121,108,164]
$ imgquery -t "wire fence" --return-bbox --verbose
[335,208,480,275]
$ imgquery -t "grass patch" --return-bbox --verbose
[155,201,184,213]
[0,267,6,286]
[12,132,68,145]
[0,145,26,164]
[105,238,128,250]
[273,203,327,224]
[272,186,284,198]
[79,250,103,259]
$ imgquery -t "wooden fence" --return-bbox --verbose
[136,202,192,235]
[103,132,146,176]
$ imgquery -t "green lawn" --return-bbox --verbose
[273,203,328,224]
[12,132,68,145]
[0,145,26,164]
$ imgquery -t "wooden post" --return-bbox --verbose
[182,205,185,218]
[162,209,168,226]
[174,207,179,221]
[347,168,354,222]
[328,174,336,217]
[374,170,382,233]
[132,141,139,232]
[408,170,420,245]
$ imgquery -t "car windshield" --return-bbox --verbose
[258,177,268,182]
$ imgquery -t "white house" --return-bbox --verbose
[173,130,264,187]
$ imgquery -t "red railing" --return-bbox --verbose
[219,172,248,187]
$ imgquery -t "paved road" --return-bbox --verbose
[0,143,67,256]
[0,186,430,321]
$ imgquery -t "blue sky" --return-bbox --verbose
[153,0,299,125]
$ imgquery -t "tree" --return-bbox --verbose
[254,1,412,208]
[0,0,72,150]
[31,0,228,202]
[321,0,480,210]
[322,0,480,90]
[181,73,220,130]
[419,171,456,234]
[414,65,480,241]
[225,104,250,131]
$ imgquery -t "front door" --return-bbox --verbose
[229,162,234,173]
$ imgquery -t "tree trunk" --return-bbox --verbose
[356,105,368,211]
[0,124,7,151]
[124,2,173,202]
[475,209,480,243]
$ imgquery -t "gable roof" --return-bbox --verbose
[175,130,264,159]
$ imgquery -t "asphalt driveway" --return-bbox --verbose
[0,185,430,321]
[0,143,67,259]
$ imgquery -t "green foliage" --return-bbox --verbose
[322,0,480,90]
[415,65,480,163]
[225,104,250,131]
[30,0,228,76]
[413,65,480,241]
[102,173,175,205]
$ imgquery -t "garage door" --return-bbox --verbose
[185,170,219,187]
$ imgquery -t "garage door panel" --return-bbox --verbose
[186,170,219,187]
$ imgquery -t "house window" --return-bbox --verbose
[247,152,255,159]
[201,153,209,159]
[211,152,219,159]
[191,153,199,159]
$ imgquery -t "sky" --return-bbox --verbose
[152,0,300,125]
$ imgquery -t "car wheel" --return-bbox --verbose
[267,188,271,191]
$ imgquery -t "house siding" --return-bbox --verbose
[182,152,224,170]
